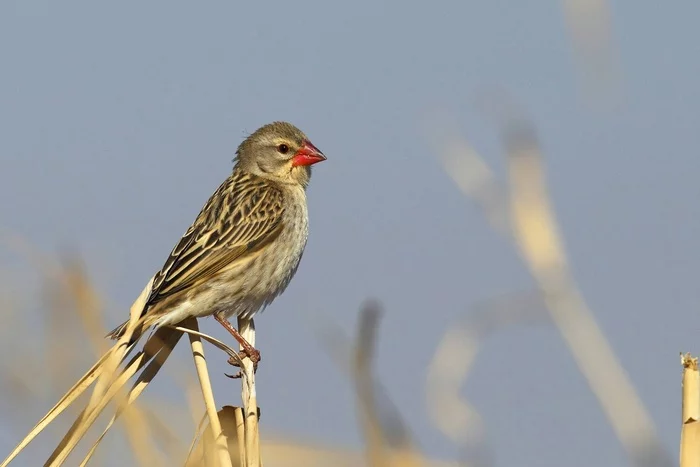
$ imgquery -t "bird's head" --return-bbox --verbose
[235,121,326,187]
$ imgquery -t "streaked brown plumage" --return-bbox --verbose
[107,121,326,362]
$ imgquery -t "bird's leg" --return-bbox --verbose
[214,313,261,369]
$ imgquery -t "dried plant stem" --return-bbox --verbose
[507,137,671,466]
[0,348,115,467]
[46,328,180,466]
[78,329,183,466]
[681,353,700,467]
[195,406,246,467]
[41,280,159,466]
[184,317,233,467]
[64,264,163,465]
[234,407,247,467]
[237,317,260,467]
[436,116,670,465]
[353,305,388,467]
[317,303,423,467]
[91,278,154,404]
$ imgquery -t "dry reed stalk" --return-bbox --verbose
[65,262,166,466]
[237,317,260,467]
[169,327,247,466]
[0,277,156,467]
[681,353,700,467]
[3,254,199,465]
[180,303,462,467]
[90,277,155,403]
[67,317,240,465]
[184,317,232,467]
[117,405,167,467]
[143,404,188,461]
[233,407,246,466]
[65,261,110,357]
[77,328,183,465]
[316,303,426,467]
[426,291,547,463]
[46,328,182,465]
[431,109,672,466]
[187,406,245,467]
[353,304,389,467]
[354,305,423,467]
[7,270,190,465]
[54,278,162,463]
[505,123,669,466]
[0,347,112,466]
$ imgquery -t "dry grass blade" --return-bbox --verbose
[680,353,700,467]
[353,302,388,467]
[46,278,155,465]
[117,405,166,467]
[78,328,184,466]
[184,411,211,466]
[88,278,154,409]
[0,345,125,467]
[184,317,232,467]
[2,251,199,466]
[425,112,509,235]
[318,301,424,467]
[167,325,244,366]
[0,259,128,467]
[45,327,180,466]
[426,291,548,464]
[64,259,109,357]
[63,260,166,465]
[142,404,188,462]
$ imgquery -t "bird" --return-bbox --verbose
[106,121,326,367]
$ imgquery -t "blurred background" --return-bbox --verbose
[1,1,699,466]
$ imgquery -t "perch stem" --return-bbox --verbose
[185,317,232,467]
[237,316,261,467]
[680,353,700,467]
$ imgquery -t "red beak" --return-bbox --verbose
[291,140,327,167]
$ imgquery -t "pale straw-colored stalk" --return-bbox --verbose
[183,317,232,467]
[237,317,260,467]
[429,106,672,465]
[681,353,700,467]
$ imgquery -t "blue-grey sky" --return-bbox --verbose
[1,1,699,466]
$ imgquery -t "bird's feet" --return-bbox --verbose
[225,348,261,379]
[228,347,261,366]
[213,314,261,378]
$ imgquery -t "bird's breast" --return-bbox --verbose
[201,189,310,319]
[247,192,308,301]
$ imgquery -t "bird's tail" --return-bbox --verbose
[106,320,130,340]
[105,317,151,344]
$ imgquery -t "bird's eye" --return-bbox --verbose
[277,144,289,154]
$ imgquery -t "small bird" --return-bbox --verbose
[107,121,326,366]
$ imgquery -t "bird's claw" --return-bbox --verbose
[225,349,260,378]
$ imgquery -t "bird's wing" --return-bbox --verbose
[144,170,285,309]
